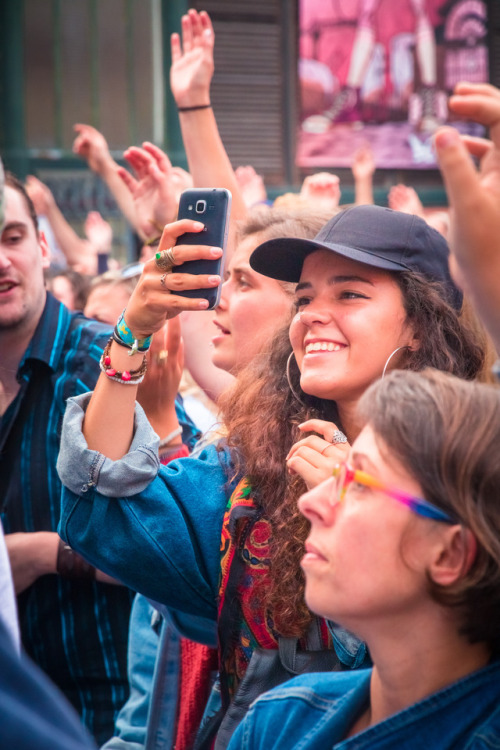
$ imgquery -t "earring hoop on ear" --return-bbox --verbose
[286,351,308,407]
[382,345,411,379]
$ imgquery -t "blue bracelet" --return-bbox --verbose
[115,311,153,355]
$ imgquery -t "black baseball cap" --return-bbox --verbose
[250,205,462,310]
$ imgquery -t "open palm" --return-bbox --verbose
[170,9,214,107]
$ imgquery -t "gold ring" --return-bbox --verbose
[155,246,176,271]
[156,350,168,364]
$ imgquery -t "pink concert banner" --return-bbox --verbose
[297,0,488,169]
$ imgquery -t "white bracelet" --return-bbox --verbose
[158,426,182,449]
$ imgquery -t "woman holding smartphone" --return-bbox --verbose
[228,369,500,749]
[57,205,484,748]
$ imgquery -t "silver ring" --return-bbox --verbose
[155,247,176,271]
[331,430,347,445]
[160,273,168,288]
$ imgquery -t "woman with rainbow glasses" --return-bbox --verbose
[229,369,500,749]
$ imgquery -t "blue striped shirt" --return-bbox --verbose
[0,293,199,744]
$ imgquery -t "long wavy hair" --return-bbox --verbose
[219,270,487,637]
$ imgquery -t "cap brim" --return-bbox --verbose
[250,237,409,282]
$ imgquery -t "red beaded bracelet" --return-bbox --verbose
[99,337,148,384]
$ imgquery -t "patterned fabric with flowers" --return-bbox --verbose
[217,477,330,708]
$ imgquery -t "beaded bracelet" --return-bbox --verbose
[100,337,148,385]
[115,310,153,355]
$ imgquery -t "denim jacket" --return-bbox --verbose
[57,394,366,748]
[57,393,235,614]
[101,595,218,750]
[228,661,500,750]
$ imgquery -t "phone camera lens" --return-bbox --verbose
[195,200,207,214]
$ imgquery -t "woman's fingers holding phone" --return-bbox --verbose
[123,217,224,336]
[123,266,213,338]
[160,271,221,294]
[157,218,205,251]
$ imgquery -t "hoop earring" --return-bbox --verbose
[286,351,308,407]
[382,345,411,379]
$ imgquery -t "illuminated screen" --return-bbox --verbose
[297,0,488,169]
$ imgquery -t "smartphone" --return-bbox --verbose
[173,188,232,309]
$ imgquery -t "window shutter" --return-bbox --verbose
[194,0,297,185]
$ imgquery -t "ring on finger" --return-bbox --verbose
[331,429,347,445]
[160,273,169,289]
[155,246,176,271]
[155,349,168,364]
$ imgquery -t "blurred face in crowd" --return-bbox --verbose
[211,232,293,374]
[84,282,133,325]
[0,186,49,334]
[51,275,77,311]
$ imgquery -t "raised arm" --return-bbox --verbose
[72,123,137,228]
[170,9,247,229]
[300,172,341,212]
[352,145,375,206]
[117,143,189,241]
[82,219,223,459]
[434,82,500,351]
[25,175,95,270]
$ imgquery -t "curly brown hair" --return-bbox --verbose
[219,270,487,638]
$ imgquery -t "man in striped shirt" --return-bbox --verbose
[0,173,195,743]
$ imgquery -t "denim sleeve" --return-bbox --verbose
[57,393,160,498]
[58,403,234,618]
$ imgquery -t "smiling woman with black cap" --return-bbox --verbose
[56,205,484,748]
[247,204,476,490]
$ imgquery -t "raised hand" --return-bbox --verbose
[72,123,113,175]
[124,219,223,337]
[171,165,194,198]
[434,82,500,348]
[170,9,214,108]
[235,165,268,208]
[300,172,341,212]
[286,418,350,490]
[25,175,55,216]
[351,145,376,181]
[84,211,113,254]
[388,184,425,217]
[118,143,179,239]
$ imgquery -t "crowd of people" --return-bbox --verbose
[2,7,500,750]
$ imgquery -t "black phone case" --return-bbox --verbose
[174,188,232,309]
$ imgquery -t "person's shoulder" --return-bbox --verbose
[231,669,371,750]
[67,312,111,349]
[53,311,111,395]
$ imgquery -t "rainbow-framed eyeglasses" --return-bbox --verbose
[332,463,455,524]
